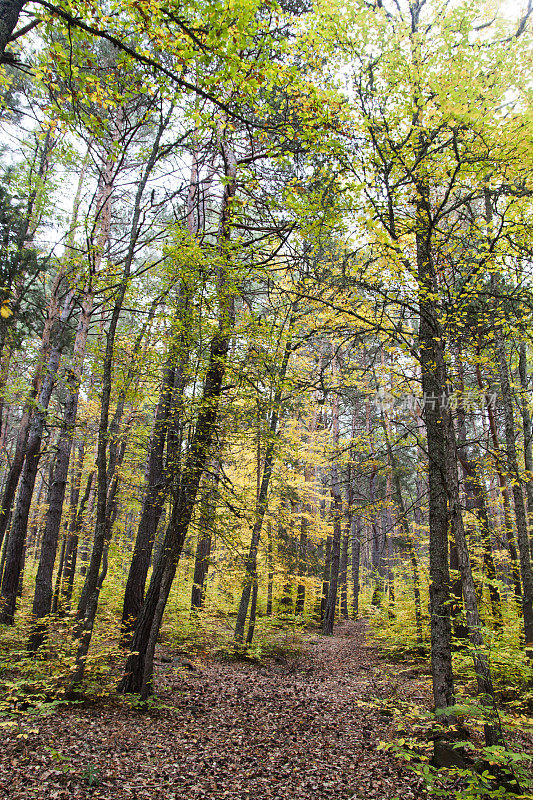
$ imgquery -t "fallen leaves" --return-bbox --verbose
[0,621,430,799]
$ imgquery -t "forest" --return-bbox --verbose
[0,0,533,797]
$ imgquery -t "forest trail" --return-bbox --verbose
[2,621,429,800]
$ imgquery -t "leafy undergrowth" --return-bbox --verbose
[0,619,430,800]
[2,607,532,800]
[0,608,127,724]
[158,607,308,664]
[368,604,533,799]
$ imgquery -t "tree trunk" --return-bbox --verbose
[351,514,361,619]
[323,383,342,637]
[119,137,238,695]
[321,525,331,622]
[53,441,84,613]
[339,529,349,620]
[323,481,341,635]
[416,178,499,742]
[266,522,273,616]
[0,0,26,62]
[29,292,94,651]
[370,470,386,607]
[295,513,307,616]
[120,356,177,639]
[191,463,220,610]
[476,359,523,610]
[0,290,75,625]
[458,453,502,628]
[496,336,533,653]
[518,341,533,558]
[118,324,232,695]
[445,401,502,745]
[61,468,94,610]
[234,312,296,642]
[0,405,32,551]
[69,118,166,690]
[383,421,423,644]
[246,579,258,645]
[416,183,455,716]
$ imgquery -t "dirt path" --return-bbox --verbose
[2,621,429,799]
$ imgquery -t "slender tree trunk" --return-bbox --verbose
[518,341,533,558]
[483,192,526,625]
[458,453,502,627]
[454,349,502,628]
[191,462,220,610]
[339,530,349,619]
[234,312,296,642]
[0,152,87,553]
[119,137,238,696]
[323,480,341,635]
[370,470,386,607]
[69,118,167,690]
[295,513,307,616]
[118,324,232,695]
[28,145,113,647]
[321,529,331,621]
[0,405,32,550]
[246,579,258,645]
[266,522,273,616]
[62,469,94,610]
[323,382,342,636]
[416,181,455,716]
[53,440,84,613]
[51,537,67,615]
[449,538,468,642]
[383,421,423,644]
[29,293,94,650]
[0,290,75,624]
[476,359,523,609]
[496,336,533,652]
[351,514,361,619]
[27,469,45,562]
[120,356,177,638]
[445,401,502,745]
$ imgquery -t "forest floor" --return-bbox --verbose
[1,620,433,800]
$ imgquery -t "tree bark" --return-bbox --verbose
[246,578,258,645]
[416,180,455,716]
[69,117,167,690]
[0,0,26,62]
[119,136,238,696]
[190,462,220,610]
[476,359,523,609]
[234,314,295,642]
[518,341,533,558]
[61,468,94,610]
[323,382,342,637]
[320,511,331,622]
[0,150,87,553]
[382,420,423,644]
[29,291,94,651]
[120,355,177,639]
[266,522,274,616]
[294,513,307,616]
[339,529,349,620]
[119,322,233,695]
[496,336,533,652]
[0,289,75,624]
[323,478,341,635]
